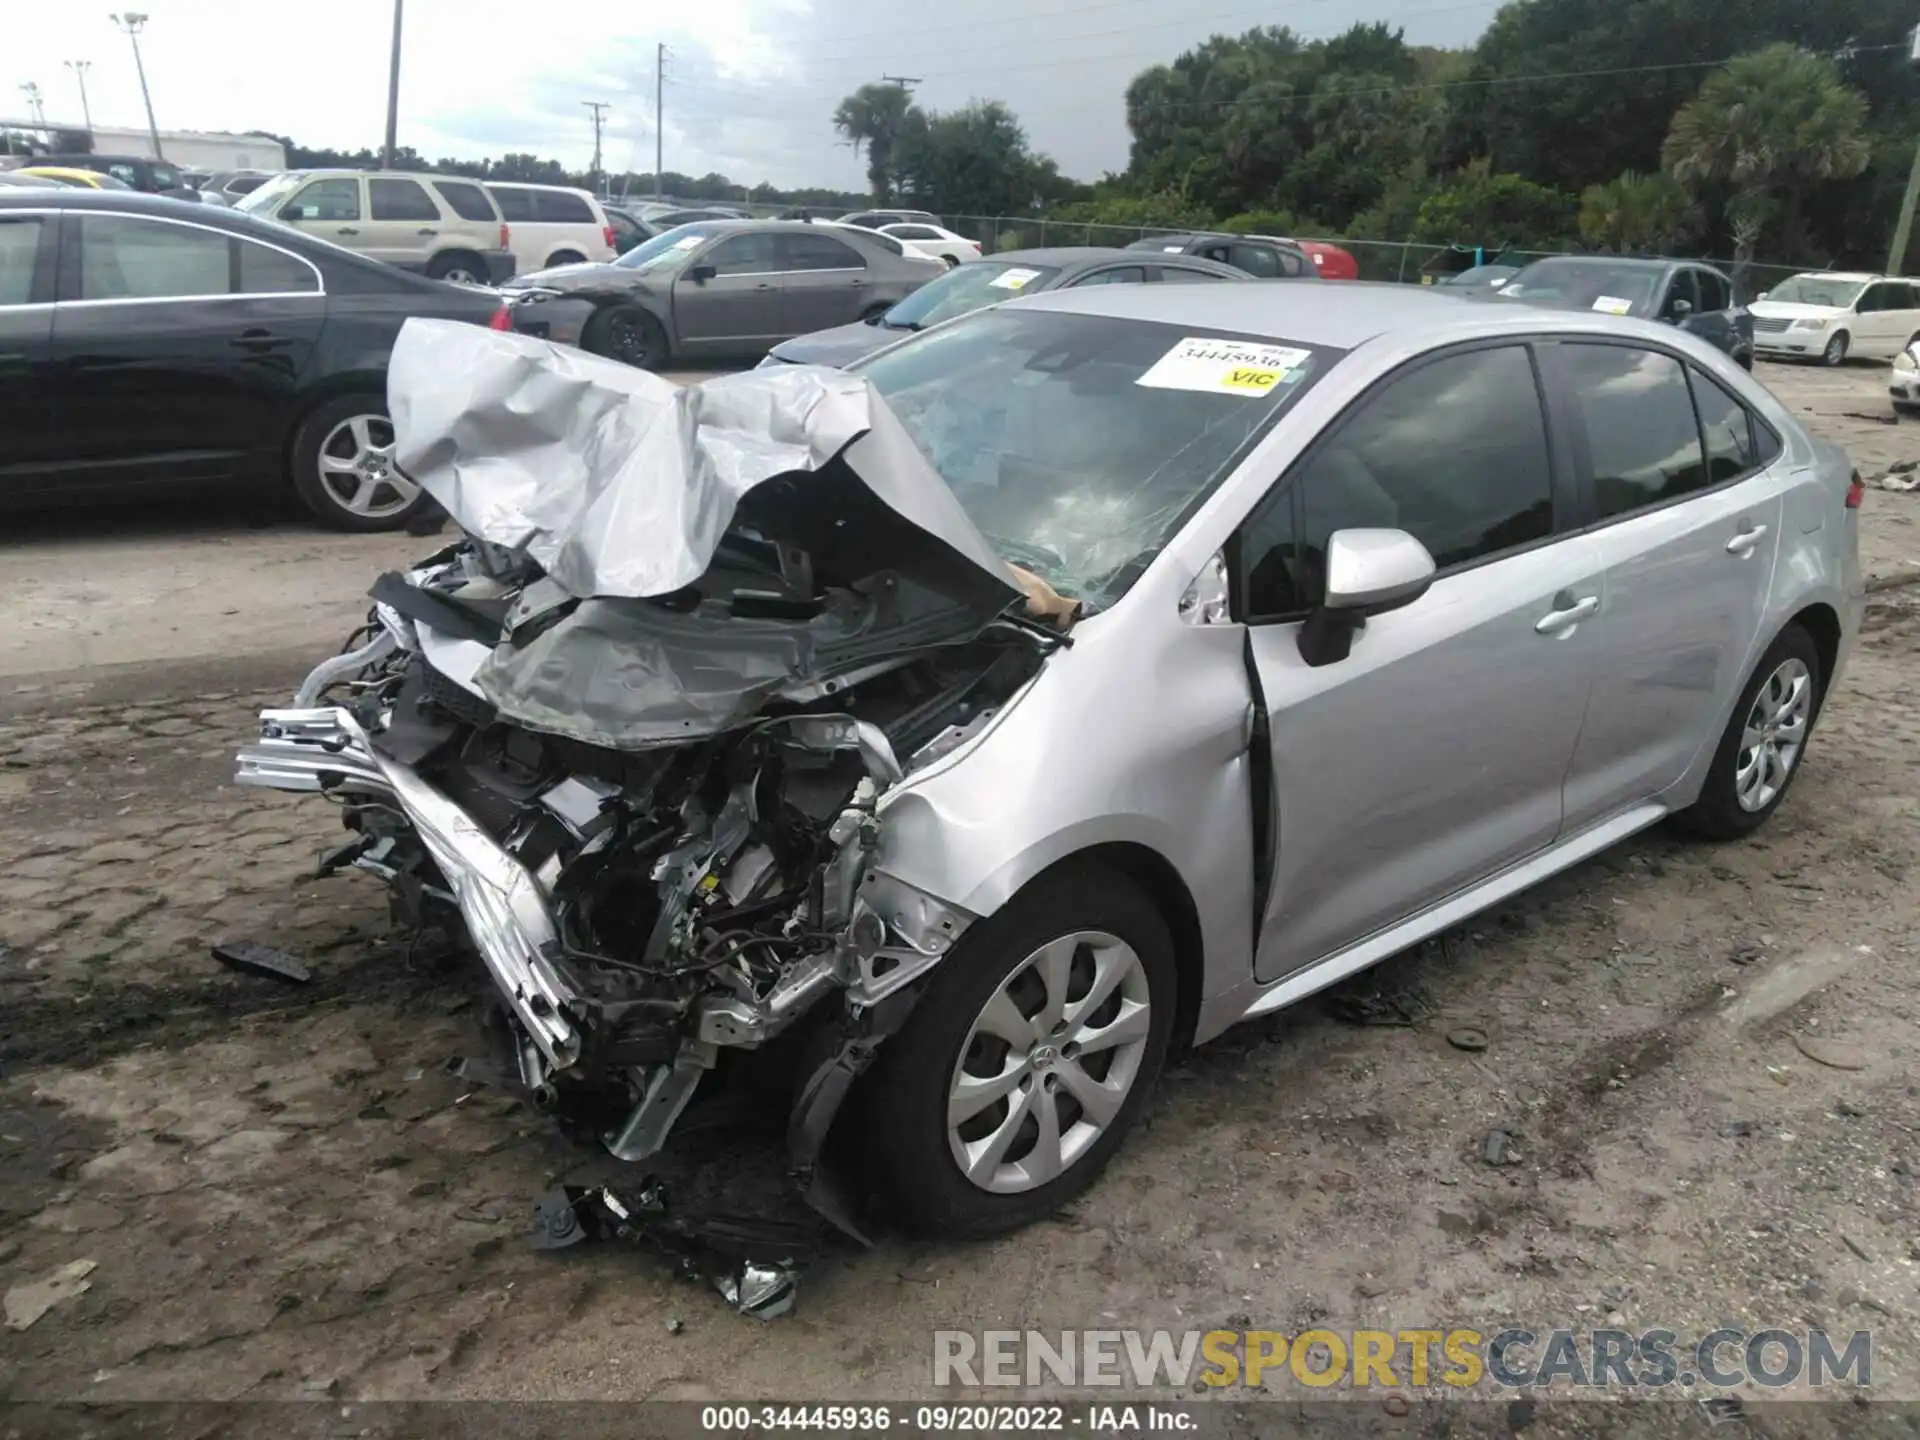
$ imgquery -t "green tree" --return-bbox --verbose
[832,82,917,203]
[1410,158,1574,246]
[1663,44,1870,290]
[1577,170,1696,253]
[893,101,1057,216]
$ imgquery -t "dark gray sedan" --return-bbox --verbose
[502,219,945,369]
[761,247,1248,368]
[1494,256,1754,368]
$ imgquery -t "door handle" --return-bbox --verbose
[753,282,776,292]
[1726,522,1769,556]
[230,328,290,353]
[1535,593,1599,635]
[337,227,359,235]
[416,228,439,236]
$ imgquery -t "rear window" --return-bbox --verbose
[534,190,595,223]
[861,230,905,255]
[489,186,534,222]
[368,177,440,222]
[436,181,499,222]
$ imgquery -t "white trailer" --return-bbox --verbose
[87,127,286,172]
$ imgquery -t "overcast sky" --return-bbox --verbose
[9,0,1500,189]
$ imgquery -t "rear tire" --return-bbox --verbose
[1821,331,1850,367]
[288,393,432,533]
[425,251,488,284]
[863,865,1177,1239]
[546,250,585,267]
[582,303,668,370]
[1672,624,1822,841]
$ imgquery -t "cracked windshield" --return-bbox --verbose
[5,0,1918,1418]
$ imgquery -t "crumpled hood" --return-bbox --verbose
[387,318,1021,608]
[766,319,906,369]
[506,261,633,292]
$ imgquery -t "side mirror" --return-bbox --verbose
[1756,290,1770,301]
[687,262,716,283]
[280,204,306,221]
[1670,297,1694,319]
[1298,528,1436,668]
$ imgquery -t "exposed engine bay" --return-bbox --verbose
[236,320,1065,1239]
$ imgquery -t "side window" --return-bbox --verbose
[1661,269,1700,319]
[779,233,865,271]
[489,187,533,221]
[701,233,780,275]
[79,216,230,300]
[862,231,905,255]
[1156,266,1230,284]
[286,178,361,222]
[237,239,319,295]
[534,190,595,223]
[0,217,43,305]
[151,165,182,191]
[890,225,940,240]
[1695,269,1730,312]
[1689,369,1759,482]
[368,178,440,222]
[435,181,499,222]
[1752,417,1784,467]
[1227,245,1281,279]
[107,163,138,186]
[1071,266,1146,287]
[1558,344,1709,517]
[1197,243,1232,265]
[1236,346,1556,619]
[1857,283,1891,314]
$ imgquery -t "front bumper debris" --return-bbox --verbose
[236,706,584,1070]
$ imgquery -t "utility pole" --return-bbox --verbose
[19,83,44,125]
[881,75,922,88]
[1890,22,1920,275]
[382,0,404,169]
[654,44,668,200]
[64,61,93,130]
[582,100,609,194]
[109,14,163,159]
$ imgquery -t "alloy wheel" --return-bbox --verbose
[316,414,418,521]
[1735,656,1812,812]
[605,310,658,366]
[947,930,1152,1194]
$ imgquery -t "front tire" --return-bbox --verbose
[288,394,431,532]
[1673,624,1822,840]
[582,303,668,369]
[864,866,1176,1239]
[1821,331,1850,367]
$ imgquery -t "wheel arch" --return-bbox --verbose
[278,371,389,465]
[1786,601,1842,713]
[1004,842,1207,1050]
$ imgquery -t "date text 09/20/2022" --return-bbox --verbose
[701,1406,1194,1432]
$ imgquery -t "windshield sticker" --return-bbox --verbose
[1136,337,1313,397]
[990,267,1042,291]
[1162,245,1184,253]
[1592,295,1634,315]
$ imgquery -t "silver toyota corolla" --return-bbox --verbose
[238,282,1863,1244]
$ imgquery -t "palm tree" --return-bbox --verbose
[1578,171,1697,256]
[1663,44,1869,297]
[833,83,916,203]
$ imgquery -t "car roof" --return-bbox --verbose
[1007,276,1707,351]
[980,246,1130,266]
[1797,270,1878,281]
[486,181,597,195]
[0,185,356,240]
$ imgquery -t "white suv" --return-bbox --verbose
[486,183,616,275]
[237,170,516,284]
[1750,271,1920,366]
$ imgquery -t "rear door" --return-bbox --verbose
[1546,341,1786,829]
[362,177,444,269]
[775,230,874,334]
[673,231,783,351]
[1883,281,1920,356]
[534,189,608,263]
[48,211,326,489]
[0,208,59,489]
[1853,281,1909,358]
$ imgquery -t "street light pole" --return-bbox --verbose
[382,0,403,169]
[109,14,163,159]
[65,61,94,131]
[19,83,45,125]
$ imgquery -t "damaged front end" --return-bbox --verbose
[236,321,1052,1232]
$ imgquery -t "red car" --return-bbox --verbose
[1299,241,1359,281]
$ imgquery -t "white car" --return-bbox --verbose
[876,221,981,267]
[1750,271,1920,366]
[486,183,617,273]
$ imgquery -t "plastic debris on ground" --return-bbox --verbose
[211,941,312,984]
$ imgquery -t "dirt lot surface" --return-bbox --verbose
[2,360,1918,1423]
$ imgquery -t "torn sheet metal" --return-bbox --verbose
[386,319,1021,606]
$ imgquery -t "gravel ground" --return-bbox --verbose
[1,359,1918,1421]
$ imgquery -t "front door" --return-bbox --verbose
[1234,343,1600,981]
[0,209,58,492]
[672,232,784,352]
[774,230,876,336]
[1544,341,1785,828]
[49,212,325,487]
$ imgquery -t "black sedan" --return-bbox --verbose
[0,189,510,531]
[761,247,1248,368]
[1492,255,1755,368]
